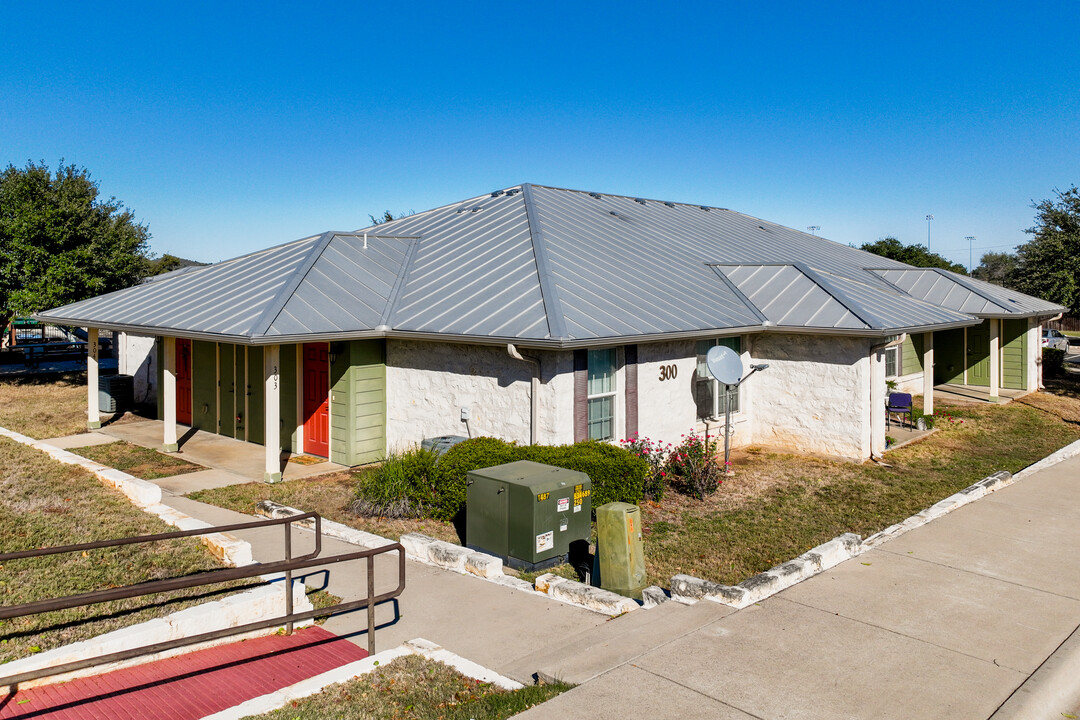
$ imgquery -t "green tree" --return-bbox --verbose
[0,161,150,326]
[1012,186,1080,312]
[972,251,1018,287]
[860,236,968,274]
[367,209,414,226]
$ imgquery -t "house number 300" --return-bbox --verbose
[658,364,678,381]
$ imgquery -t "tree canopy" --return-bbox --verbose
[0,161,150,325]
[859,236,968,274]
[971,251,1018,287]
[1011,186,1080,312]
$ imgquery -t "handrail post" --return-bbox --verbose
[367,555,376,655]
[284,519,294,635]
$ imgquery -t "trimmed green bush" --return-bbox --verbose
[431,437,523,521]
[359,437,650,522]
[528,441,647,507]
[1044,347,1066,377]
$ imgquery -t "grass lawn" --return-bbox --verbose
[642,381,1080,586]
[188,472,462,545]
[0,436,257,664]
[69,440,204,479]
[0,373,88,438]
[242,653,570,720]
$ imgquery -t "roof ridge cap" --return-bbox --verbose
[521,184,567,340]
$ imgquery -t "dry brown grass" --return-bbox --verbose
[641,383,1080,586]
[0,372,148,440]
[0,436,252,663]
[69,441,204,479]
[188,472,461,545]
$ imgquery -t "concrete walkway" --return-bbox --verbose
[516,452,1080,719]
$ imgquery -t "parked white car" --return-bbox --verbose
[1042,328,1070,351]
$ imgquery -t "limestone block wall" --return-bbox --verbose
[636,339,753,447]
[117,332,158,408]
[385,340,573,450]
[750,334,873,459]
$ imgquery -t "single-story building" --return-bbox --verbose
[38,184,1065,480]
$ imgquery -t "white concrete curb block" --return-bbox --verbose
[255,500,395,551]
[0,579,312,692]
[201,638,522,720]
[535,574,639,615]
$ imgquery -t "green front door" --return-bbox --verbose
[219,344,235,438]
[935,328,966,385]
[967,321,990,387]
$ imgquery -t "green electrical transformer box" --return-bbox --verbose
[466,460,592,571]
[596,502,647,600]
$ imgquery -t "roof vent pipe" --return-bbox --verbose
[507,344,541,445]
[363,233,368,249]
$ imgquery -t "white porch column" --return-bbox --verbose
[86,327,101,429]
[162,337,178,452]
[1027,321,1041,391]
[922,332,934,417]
[264,344,282,483]
[989,319,1000,401]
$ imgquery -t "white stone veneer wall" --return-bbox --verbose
[384,340,574,450]
[117,332,158,407]
[635,339,752,447]
[749,334,873,460]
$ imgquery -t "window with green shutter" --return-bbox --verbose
[587,348,617,441]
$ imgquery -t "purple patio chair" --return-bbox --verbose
[886,392,913,430]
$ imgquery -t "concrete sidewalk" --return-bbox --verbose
[517,453,1080,720]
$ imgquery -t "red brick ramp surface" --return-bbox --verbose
[0,626,367,719]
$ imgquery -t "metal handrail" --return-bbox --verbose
[0,513,406,690]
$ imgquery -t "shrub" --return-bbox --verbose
[1044,347,1066,377]
[620,435,672,502]
[665,431,723,499]
[352,447,440,519]
[528,441,648,507]
[431,437,523,521]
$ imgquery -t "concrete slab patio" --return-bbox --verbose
[97,419,347,485]
[517,450,1080,720]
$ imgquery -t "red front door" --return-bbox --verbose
[176,339,192,426]
[303,343,330,457]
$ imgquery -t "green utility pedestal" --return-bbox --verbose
[596,502,647,600]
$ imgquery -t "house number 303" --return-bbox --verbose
[658,364,678,381]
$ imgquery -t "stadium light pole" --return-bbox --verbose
[926,214,934,251]
[807,225,820,236]
[966,236,976,274]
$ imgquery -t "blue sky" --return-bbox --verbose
[2,1,1077,268]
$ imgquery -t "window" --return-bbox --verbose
[587,348,617,441]
[885,346,898,378]
[695,337,741,419]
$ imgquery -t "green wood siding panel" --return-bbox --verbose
[967,321,991,387]
[1001,319,1027,390]
[329,339,386,466]
[191,340,217,432]
[900,334,924,375]
[279,344,297,453]
[935,328,966,385]
[246,346,264,445]
[218,344,235,438]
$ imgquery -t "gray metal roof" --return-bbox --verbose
[38,184,1062,346]
[870,268,1065,318]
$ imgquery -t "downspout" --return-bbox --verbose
[869,333,906,463]
[507,344,541,445]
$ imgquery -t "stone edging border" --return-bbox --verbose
[671,436,1080,609]
[255,500,639,616]
[201,637,524,720]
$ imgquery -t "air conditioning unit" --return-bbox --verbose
[98,374,134,413]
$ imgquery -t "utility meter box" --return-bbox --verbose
[466,460,591,571]
[596,502,647,600]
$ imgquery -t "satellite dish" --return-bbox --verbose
[705,345,743,386]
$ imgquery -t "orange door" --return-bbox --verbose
[303,343,330,457]
[176,339,192,426]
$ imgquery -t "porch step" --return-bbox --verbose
[501,598,732,686]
